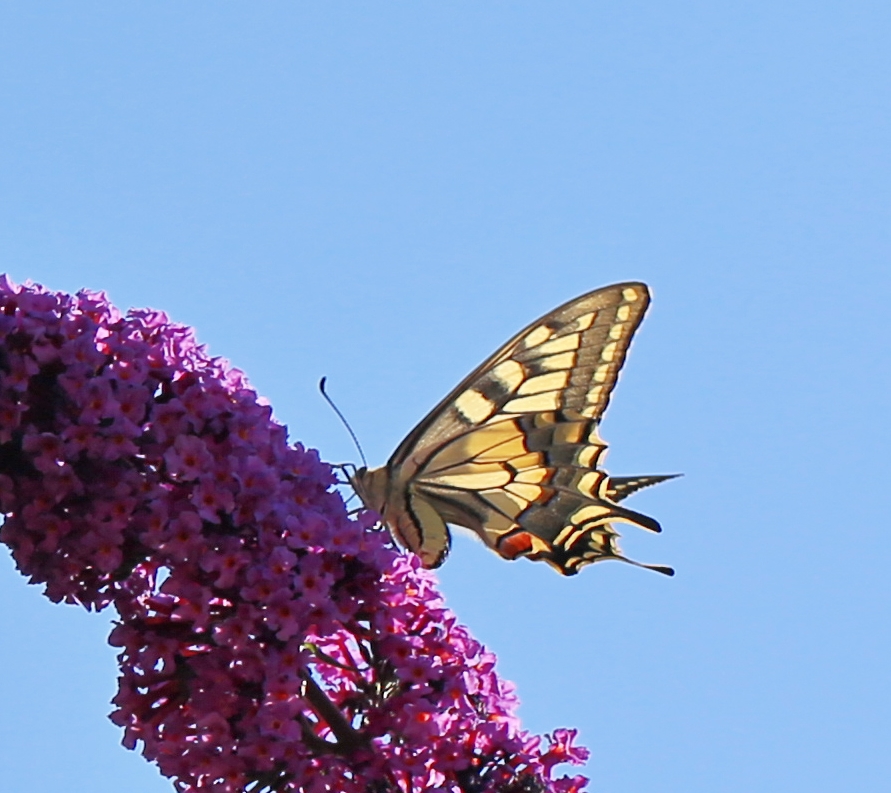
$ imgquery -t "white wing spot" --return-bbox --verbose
[504,392,561,413]
[577,471,603,497]
[517,370,570,395]
[572,504,612,523]
[515,467,548,484]
[484,489,528,515]
[524,324,553,348]
[554,524,579,546]
[455,389,497,423]
[534,334,581,356]
[505,482,544,502]
[433,469,512,489]
[554,422,586,445]
[582,385,604,416]
[510,451,542,471]
[564,527,589,549]
[535,351,576,372]
[491,360,525,392]
[571,311,597,331]
[576,445,604,468]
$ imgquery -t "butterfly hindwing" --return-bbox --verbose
[352,282,674,575]
[414,411,672,575]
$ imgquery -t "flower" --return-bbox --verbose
[0,275,589,793]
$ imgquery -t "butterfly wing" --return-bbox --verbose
[359,282,673,575]
[389,282,650,462]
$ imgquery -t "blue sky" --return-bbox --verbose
[1,3,889,791]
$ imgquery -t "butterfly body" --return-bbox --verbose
[352,282,675,576]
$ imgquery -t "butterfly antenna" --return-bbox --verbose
[319,377,368,468]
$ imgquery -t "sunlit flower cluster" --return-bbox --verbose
[0,275,589,793]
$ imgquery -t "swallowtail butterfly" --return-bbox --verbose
[351,282,675,576]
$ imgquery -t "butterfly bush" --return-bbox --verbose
[0,275,589,793]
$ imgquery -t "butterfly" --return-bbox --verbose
[350,282,676,576]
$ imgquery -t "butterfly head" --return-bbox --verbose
[349,465,389,515]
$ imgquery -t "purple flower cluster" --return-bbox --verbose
[0,276,590,793]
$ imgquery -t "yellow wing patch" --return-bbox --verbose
[455,389,497,423]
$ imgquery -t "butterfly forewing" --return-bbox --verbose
[355,282,674,575]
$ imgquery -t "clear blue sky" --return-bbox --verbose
[1,4,889,792]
